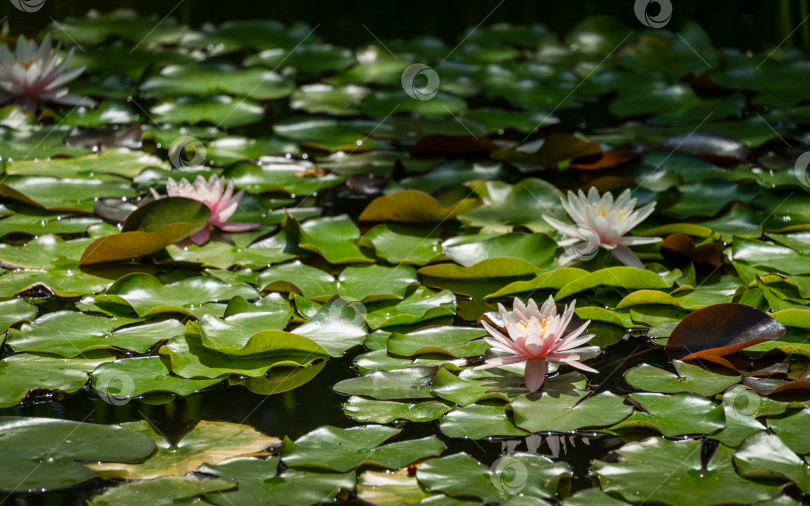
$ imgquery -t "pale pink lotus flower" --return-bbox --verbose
[150,175,259,245]
[543,187,661,269]
[475,296,599,393]
[0,34,96,113]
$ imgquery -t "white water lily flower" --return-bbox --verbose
[543,187,661,269]
[0,34,96,113]
[475,296,600,393]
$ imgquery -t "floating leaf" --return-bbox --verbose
[610,392,725,437]
[80,198,211,266]
[88,476,236,506]
[359,190,481,223]
[417,453,570,503]
[0,354,113,408]
[343,396,451,423]
[511,390,633,433]
[624,360,740,396]
[594,437,781,505]
[88,420,278,480]
[281,425,444,472]
[0,416,156,492]
[665,303,785,361]
[200,457,355,506]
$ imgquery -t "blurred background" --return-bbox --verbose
[1,0,809,51]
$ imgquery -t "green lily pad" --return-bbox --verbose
[92,356,222,399]
[162,327,328,379]
[97,274,259,317]
[417,453,570,503]
[258,261,337,300]
[364,287,456,329]
[387,326,488,358]
[459,179,565,233]
[273,117,393,151]
[610,392,725,437]
[343,396,452,423]
[556,267,676,299]
[0,298,37,333]
[0,214,102,238]
[6,312,186,357]
[200,457,356,506]
[89,420,279,480]
[205,135,299,164]
[281,425,444,472]
[357,470,429,506]
[334,367,436,400]
[624,360,740,396]
[6,148,166,179]
[0,176,137,213]
[0,353,114,408]
[0,416,157,492]
[735,431,810,493]
[293,297,368,356]
[361,224,444,265]
[286,214,372,264]
[359,190,481,223]
[594,437,782,505]
[151,95,265,127]
[223,159,345,196]
[80,197,211,266]
[140,62,294,100]
[511,390,633,433]
[88,476,236,506]
[440,403,529,439]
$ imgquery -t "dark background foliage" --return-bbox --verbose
[2,0,809,51]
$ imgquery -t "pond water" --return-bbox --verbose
[2,5,810,506]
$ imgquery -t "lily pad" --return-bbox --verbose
[88,420,279,480]
[594,437,782,505]
[0,416,156,492]
[281,425,444,472]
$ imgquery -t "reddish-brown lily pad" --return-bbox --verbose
[665,303,786,361]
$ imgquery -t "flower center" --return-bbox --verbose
[594,205,626,222]
[22,59,35,70]
[519,317,551,332]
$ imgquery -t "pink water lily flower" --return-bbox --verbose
[0,34,96,113]
[150,175,259,245]
[475,296,599,393]
[543,187,661,269]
